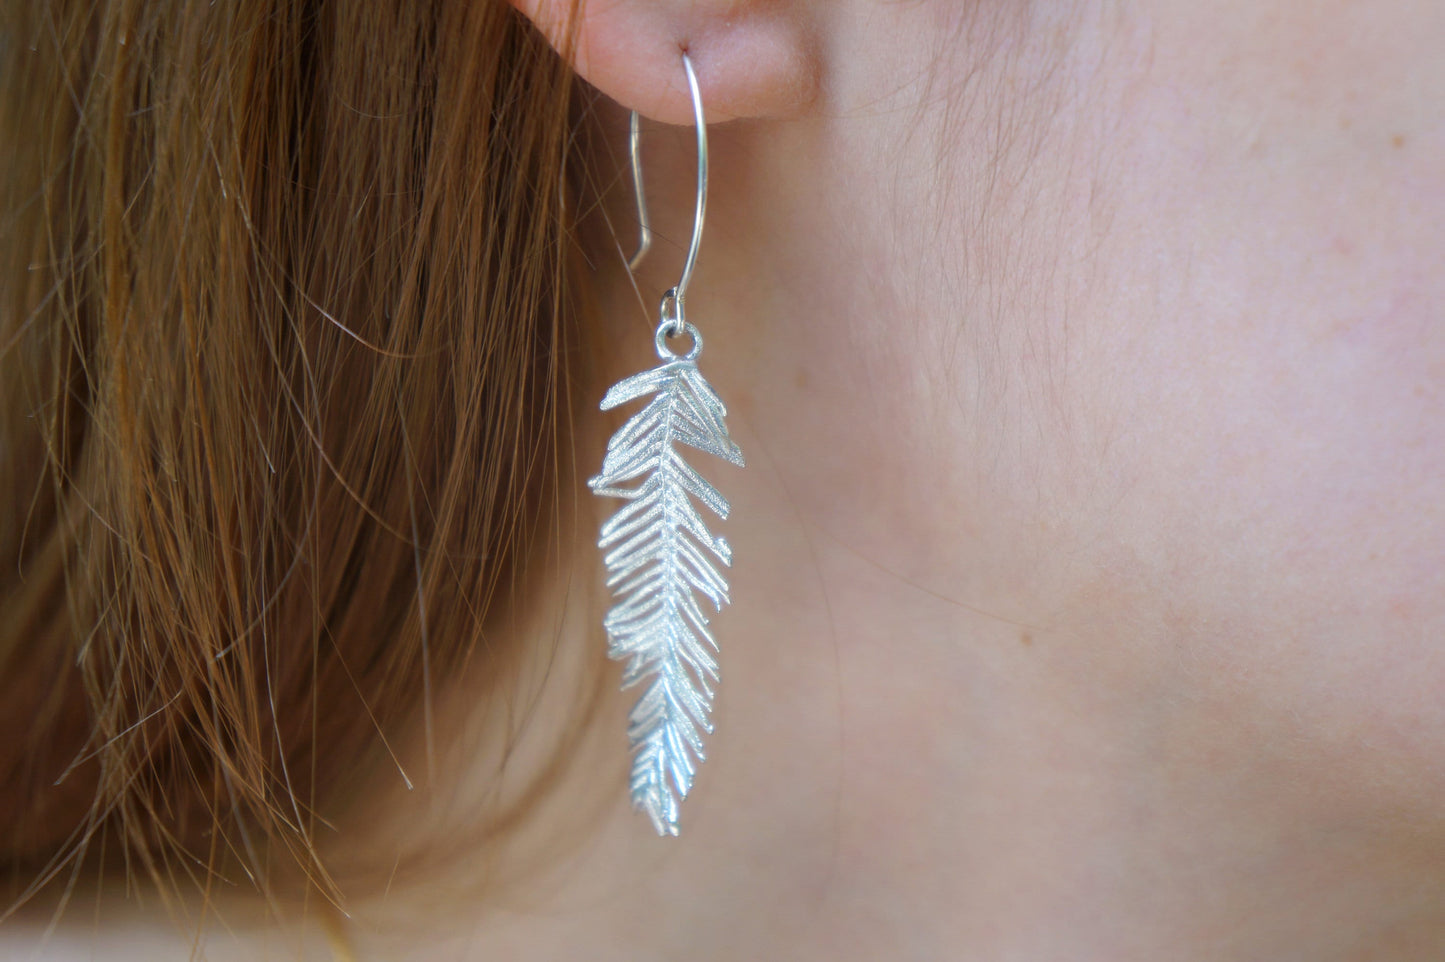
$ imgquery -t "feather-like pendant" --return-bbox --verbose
[588,322,743,836]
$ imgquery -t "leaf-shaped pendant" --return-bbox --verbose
[588,320,744,836]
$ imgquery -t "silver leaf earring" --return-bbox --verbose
[587,51,744,837]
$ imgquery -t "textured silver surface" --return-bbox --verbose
[588,321,743,835]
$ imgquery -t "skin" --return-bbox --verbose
[10,0,1445,958]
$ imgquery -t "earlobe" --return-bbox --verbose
[509,0,820,125]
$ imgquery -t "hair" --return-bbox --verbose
[0,0,591,912]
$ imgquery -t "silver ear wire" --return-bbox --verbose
[625,52,709,339]
[670,51,708,329]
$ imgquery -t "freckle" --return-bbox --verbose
[793,368,809,389]
[1392,134,1406,149]
[1019,631,1033,647]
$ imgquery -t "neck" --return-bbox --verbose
[333,94,1445,953]
[340,494,1445,961]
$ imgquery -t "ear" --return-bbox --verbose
[509,0,821,125]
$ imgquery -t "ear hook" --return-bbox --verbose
[627,52,708,336]
[671,50,708,324]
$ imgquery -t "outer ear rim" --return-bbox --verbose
[509,0,820,125]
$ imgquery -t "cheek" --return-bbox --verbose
[1075,255,1445,828]
[1177,286,1445,571]
[1061,7,1445,811]
[1126,283,1445,675]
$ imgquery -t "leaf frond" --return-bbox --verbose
[588,354,743,835]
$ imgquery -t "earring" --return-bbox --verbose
[587,52,745,837]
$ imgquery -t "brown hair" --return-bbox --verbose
[0,0,587,909]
